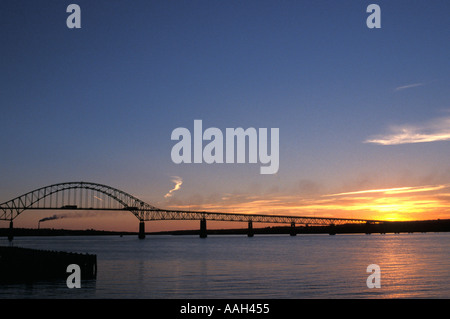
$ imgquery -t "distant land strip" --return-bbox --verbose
[1,219,450,237]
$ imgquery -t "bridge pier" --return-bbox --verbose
[290,222,296,236]
[8,220,13,242]
[200,218,207,238]
[328,224,336,235]
[248,220,254,237]
[365,221,373,235]
[138,221,146,239]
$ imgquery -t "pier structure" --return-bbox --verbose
[0,246,96,283]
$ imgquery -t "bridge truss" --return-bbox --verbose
[0,182,382,239]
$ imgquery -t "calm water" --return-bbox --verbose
[1,233,449,298]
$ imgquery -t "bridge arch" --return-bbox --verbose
[0,182,160,222]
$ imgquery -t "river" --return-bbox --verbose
[1,233,449,299]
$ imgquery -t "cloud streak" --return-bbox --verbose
[394,82,424,92]
[325,185,448,197]
[365,117,450,145]
[164,176,183,198]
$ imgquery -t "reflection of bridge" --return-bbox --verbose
[1,182,383,240]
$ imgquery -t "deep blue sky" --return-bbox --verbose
[1,1,449,230]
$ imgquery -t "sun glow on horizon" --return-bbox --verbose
[164,184,450,223]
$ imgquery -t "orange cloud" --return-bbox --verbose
[165,184,450,222]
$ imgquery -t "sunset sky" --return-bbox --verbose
[1,1,449,232]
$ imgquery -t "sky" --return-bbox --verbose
[0,0,449,232]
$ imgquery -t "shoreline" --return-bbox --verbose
[1,219,450,237]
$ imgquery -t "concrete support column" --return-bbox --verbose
[329,223,336,235]
[365,221,372,235]
[290,222,296,236]
[138,221,146,239]
[8,220,13,242]
[200,218,207,238]
[248,220,254,237]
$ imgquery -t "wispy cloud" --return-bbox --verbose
[394,82,424,92]
[164,176,183,198]
[365,117,450,145]
[326,185,448,197]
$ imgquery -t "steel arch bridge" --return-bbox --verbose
[0,182,382,240]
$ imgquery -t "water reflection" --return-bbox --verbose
[362,234,450,298]
[1,233,449,298]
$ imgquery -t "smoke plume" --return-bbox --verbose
[39,214,63,223]
[38,212,95,223]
